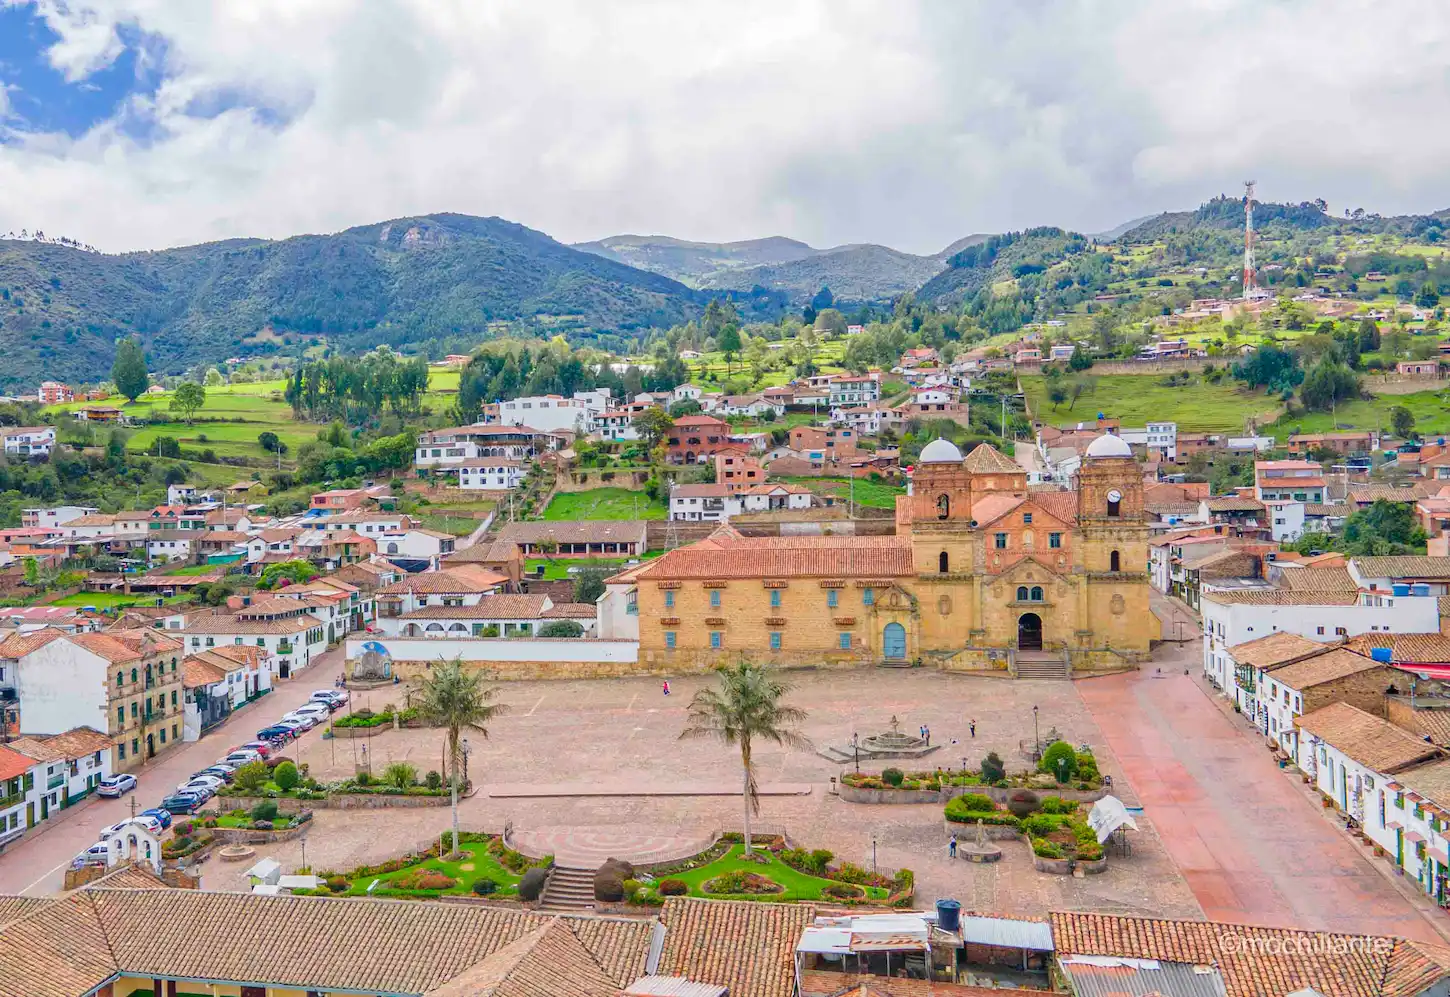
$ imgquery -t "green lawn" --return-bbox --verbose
[665,845,887,902]
[782,476,904,510]
[417,513,484,537]
[341,841,521,898]
[1272,387,1450,437]
[1021,374,1284,434]
[160,563,221,576]
[541,488,666,520]
[49,592,184,610]
[524,553,661,580]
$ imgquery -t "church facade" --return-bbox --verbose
[616,437,1156,675]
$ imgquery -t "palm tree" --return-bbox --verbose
[680,660,810,855]
[417,657,507,857]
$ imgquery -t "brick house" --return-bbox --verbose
[667,415,733,465]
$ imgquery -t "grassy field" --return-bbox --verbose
[340,840,521,898]
[417,512,485,537]
[541,488,666,520]
[523,552,661,580]
[1273,388,1450,437]
[781,476,904,510]
[48,592,185,610]
[666,844,888,902]
[1021,375,1284,433]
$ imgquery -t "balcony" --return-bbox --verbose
[277,641,294,655]
[46,775,64,791]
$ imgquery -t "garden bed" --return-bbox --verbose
[317,833,548,900]
[944,792,1106,871]
[222,792,450,810]
[622,841,910,907]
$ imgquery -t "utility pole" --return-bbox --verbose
[1243,180,1258,301]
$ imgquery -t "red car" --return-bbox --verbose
[234,741,273,759]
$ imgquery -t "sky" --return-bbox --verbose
[1,0,1449,256]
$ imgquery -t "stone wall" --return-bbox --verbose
[848,783,1107,806]
[207,822,312,844]
[558,468,651,493]
[1303,665,1398,718]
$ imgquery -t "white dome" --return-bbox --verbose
[919,438,964,463]
[1085,433,1133,459]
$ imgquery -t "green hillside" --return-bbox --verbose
[0,213,719,391]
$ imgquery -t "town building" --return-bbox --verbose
[610,436,1154,671]
[667,415,734,465]
[1287,431,1379,456]
[20,505,98,530]
[1,426,55,457]
[495,393,601,434]
[1254,459,1326,502]
[414,424,556,470]
[5,726,114,820]
[181,646,271,738]
[380,593,598,638]
[828,374,880,406]
[37,381,73,404]
[179,602,326,679]
[896,387,970,426]
[376,567,510,618]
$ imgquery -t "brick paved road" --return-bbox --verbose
[1077,646,1447,943]
[0,646,346,895]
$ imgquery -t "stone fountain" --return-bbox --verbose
[818,715,940,764]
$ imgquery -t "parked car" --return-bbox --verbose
[222,750,262,767]
[160,792,203,815]
[238,741,276,758]
[184,774,226,793]
[292,702,332,720]
[100,815,163,839]
[139,808,173,830]
[175,781,216,801]
[80,841,110,860]
[280,712,318,731]
[95,774,136,798]
[311,689,348,707]
[196,766,235,784]
[255,725,296,742]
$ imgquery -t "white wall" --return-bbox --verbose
[14,642,110,736]
[597,584,639,640]
[346,637,639,665]
[1266,502,1306,542]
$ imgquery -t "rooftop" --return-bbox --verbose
[624,529,913,582]
[1271,647,1392,691]
[1227,631,1331,670]
[496,521,650,546]
[1294,702,1443,774]
[1354,557,1450,581]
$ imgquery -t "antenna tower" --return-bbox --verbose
[1242,180,1257,301]
[664,481,680,551]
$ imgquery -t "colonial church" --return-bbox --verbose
[615,435,1155,674]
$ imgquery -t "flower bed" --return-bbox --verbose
[634,842,904,906]
[944,793,1105,870]
[309,833,542,899]
[332,707,421,729]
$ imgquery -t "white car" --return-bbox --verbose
[310,689,348,707]
[81,841,110,859]
[281,712,319,731]
[175,779,217,800]
[185,774,225,792]
[99,815,162,839]
[292,702,332,719]
[222,749,262,766]
[95,774,136,798]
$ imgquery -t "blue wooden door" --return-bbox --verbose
[883,623,906,659]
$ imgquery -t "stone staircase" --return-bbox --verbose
[1013,651,1071,680]
[538,866,596,912]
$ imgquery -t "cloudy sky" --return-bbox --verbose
[1,0,1447,256]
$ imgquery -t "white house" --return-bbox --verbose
[244,529,300,564]
[59,514,117,540]
[381,594,596,638]
[167,484,199,505]
[146,532,196,564]
[377,529,457,566]
[497,394,595,434]
[1199,589,1439,691]
[1264,500,1306,543]
[1295,703,1448,897]
[673,383,703,403]
[1258,648,1396,760]
[376,568,508,617]
[669,483,813,522]
[431,458,524,491]
[6,726,114,813]
[1,427,55,457]
[828,375,880,407]
[20,506,97,530]
[181,604,326,680]
[1349,557,1450,596]
[0,745,41,851]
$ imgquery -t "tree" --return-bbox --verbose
[258,559,318,590]
[273,761,300,791]
[171,382,206,425]
[111,337,149,402]
[1047,382,1068,410]
[417,658,507,857]
[258,431,281,452]
[1067,346,1093,371]
[717,323,743,371]
[538,620,585,637]
[633,407,675,451]
[203,367,226,387]
[233,761,269,793]
[811,286,834,312]
[1418,281,1441,309]
[1090,309,1118,352]
[669,399,702,418]
[679,660,810,855]
[1392,405,1416,439]
[1299,356,1359,412]
[573,565,610,604]
[1231,345,1302,392]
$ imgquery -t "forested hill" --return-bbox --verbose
[0,213,718,391]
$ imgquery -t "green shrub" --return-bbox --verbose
[809,848,834,873]
[1075,751,1099,782]
[249,801,279,823]
[1032,838,1064,859]
[980,752,1005,784]
[233,761,269,793]
[1006,790,1040,818]
[958,793,996,812]
[326,875,347,892]
[881,767,905,787]
[425,770,443,791]
[355,771,372,786]
[383,762,418,789]
[658,878,689,896]
[1039,741,1078,782]
[472,877,499,896]
[1021,814,1064,838]
[519,867,548,902]
[944,796,1020,827]
[1039,796,1076,815]
[273,761,300,792]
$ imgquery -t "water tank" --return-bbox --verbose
[1393,584,1411,597]
[1371,647,1393,664]
[936,899,962,933]
[1412,584,1432,596]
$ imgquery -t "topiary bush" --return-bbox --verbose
[425,770,443,791]
[1039,741,1078,782]
[958,793,996,812]
[1006,790,1040,818]
[273,761,299,792]
[1075,749,1099,783]
[881,767,905,787]
[658,878,689,896]
[519,867,548,902]
[249,801,279,824]
[945,796,1020,827]
[980,752,1006,785]
[355,770,372,786]
[594,858,635,902]
[472,877,499,895]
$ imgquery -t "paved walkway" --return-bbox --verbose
[510,825,717,869]
[485,782,812,798]
[1077,660,1446,943]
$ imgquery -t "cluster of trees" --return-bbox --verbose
[1286,500,1426,558]
[292,422,416,485]
[284,346,430,421]
[455,339,687,422]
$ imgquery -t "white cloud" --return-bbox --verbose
[0,0,1448,255]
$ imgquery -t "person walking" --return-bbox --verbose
[924,725,930,746]
[948,834,958,859]
[969,719,976,738]
[662,679,671,696]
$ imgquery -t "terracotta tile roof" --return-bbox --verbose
[257,528,301,542]
[68,629,183,662]
[1391,758,1450,809]
[1393,710,1450,750]
[1304,503,1346,516]
[207,644,266,667]
[380,568,509,595]
[969,494,1026,527]
[200,530,250,543]
[1384,940,1450,997]
[183,655,230,687]
[1279,567,1359,592]
[496,521,650,547]
[0,896,50,927]
[1202,590,1360,607]
[800,973,1054,997]
[445,540,521,564]
[1206,497,1265,512]
[543,603,599,619]
[1048,911,1399,997]
[1192,549,1259,575]
[181,613,321,635]
[0,746,35,781]
[424,917,631,997]
[1227,632,1330,670]
[1354,557,1450,580]
[401,595,551,620]
[0,893,115,997]
[0,627,68,658]
[8,727,111,762]
[63,514,115,527]
[657,897,815,997]
[1295,703,1443,773]
[631,533,913,581]
[962,443,1021,474]
[1345,633,1450,665]
[1271,648,1392,691]
[1350,486,1427,504]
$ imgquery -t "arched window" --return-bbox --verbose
[1030,586,1043,601]
[1016,586,1029,601]
[130,668,137,683]
[1107,497,1121,517]
[387,542,399,554]
[938,551,949,573]
[1110,550,1121,572]
[936,494,950,520]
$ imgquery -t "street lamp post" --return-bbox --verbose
[1032,705,1040,762]
[462,737,471,792]
[871,832,878,875]
[852,732,860,774]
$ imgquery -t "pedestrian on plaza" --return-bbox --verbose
[662,679,671,696]
[919,725,926,740]
[948,834,958,859]
[969,719,976,738]
[924,725,931,746]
